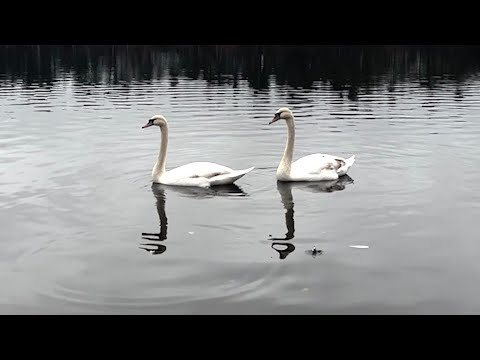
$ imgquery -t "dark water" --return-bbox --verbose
[1,45,480,314]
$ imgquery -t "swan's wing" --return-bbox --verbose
[162,162,253,187]
[165,162,234,180]
[208,166,254,186]
[292,153,346,175]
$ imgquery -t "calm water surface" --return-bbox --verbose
[1,46,480,314]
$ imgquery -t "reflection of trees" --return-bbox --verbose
[1,45,480,95]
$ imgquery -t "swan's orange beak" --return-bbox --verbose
[268,113,281,125]
[142,120,154,128]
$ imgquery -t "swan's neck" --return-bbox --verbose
[277,117,295,178]
[153,125,168,179]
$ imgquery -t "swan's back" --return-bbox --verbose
[159,162,253,187]
[164,162,234,180]
[289,153,354,180]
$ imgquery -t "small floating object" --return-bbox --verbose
[188,231,194,235]
[349,245,369,249]
[306,246,323,257]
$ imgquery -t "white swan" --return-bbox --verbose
[269,107,355,182]
[142,115,254,188]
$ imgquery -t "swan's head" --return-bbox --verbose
[142,115,168,129]
[269,107,293,124]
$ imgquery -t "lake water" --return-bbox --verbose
[1,45,480,314]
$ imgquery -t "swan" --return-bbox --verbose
[268,107,355,182]
[142,115,254,188]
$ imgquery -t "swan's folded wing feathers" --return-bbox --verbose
[165,162,232,180]
[293,154,337,174]
[208,166,254,186]
[189,171,226,179]
[334,158,346,169]
[162,162,253,187]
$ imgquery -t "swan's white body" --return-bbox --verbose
[153,161,254,188]
[270,107,355,182]
[143,115,254,188]
[282,153,356,181]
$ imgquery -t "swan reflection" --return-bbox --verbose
[269,175,354,260]
[140,183,247,255]
[155,183,247,199]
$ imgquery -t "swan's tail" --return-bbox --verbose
[345,155,355,168]
[209,166,255,186]
[337,155,355,176]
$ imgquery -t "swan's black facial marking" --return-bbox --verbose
[142,119,155,128]
[269,112,282,125]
